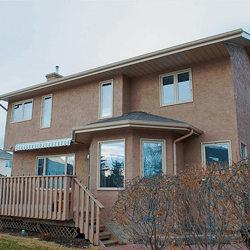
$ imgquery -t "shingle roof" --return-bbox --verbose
[0,149,12,160]
[90,111,187,125]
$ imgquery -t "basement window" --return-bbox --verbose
[160,69,193,106]
[12,99,33,122]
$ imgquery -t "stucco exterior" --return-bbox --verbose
[1,29,250,222]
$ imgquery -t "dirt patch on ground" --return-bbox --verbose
[0,227,91,249]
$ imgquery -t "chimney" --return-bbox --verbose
[45,66,63,82]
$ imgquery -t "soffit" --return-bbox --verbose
[1,29,250,102]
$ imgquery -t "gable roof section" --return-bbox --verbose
[72,111,203,143]
[0,149,12,160]
[1,29,250,102]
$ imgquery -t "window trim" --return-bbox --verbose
[99,79,113,120]
[159,68,193,107]
[11,98,33,123]
[36,154,75,176]
[140,138,166,177]
[240,140,247,159]
[201,140,232,169]
[97,139,125,191]
[40,94,53,129]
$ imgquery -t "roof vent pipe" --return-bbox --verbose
[56,66,59,74]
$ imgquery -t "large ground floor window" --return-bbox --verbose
[140,139,166,176]
[36,154,75,176]
[201,141,231,168]
[98,139,125,189]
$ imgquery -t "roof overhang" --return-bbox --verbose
[72,120,203,144]
[1,29,250,102]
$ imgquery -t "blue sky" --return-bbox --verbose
[0,0,250,150]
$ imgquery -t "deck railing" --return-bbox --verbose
[0,175,104,245]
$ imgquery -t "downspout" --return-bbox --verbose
[173,129,194,176]
[0,104,7,112]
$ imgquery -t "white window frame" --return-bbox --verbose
[41,94,53,129]
[99,79,113,119]
[140,139,166,177]
[36,154,75,176]
[240,140,247,159]
[97,139,125,190]
[201,140,232,169]
[159,68,193,107]
[11,99,33,123]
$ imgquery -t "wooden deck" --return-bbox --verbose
[0,175,104,245]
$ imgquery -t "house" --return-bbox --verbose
[0,149,12,177]
[0,28,250,245]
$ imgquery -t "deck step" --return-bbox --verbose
[94,224,105,232]
[99,231,111,240]
[101,239,118,246]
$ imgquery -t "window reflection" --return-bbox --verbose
[163,75,174,104]
[100,141,124,188]
[13,104,22,121]
[42,96,52,127]
[178,72,190,102]
[101,83,112,117]
[205,143,229,167]
[143,141,163,176]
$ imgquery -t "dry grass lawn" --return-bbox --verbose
[0,234,97,250]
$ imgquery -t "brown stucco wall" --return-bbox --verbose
[4,75,124,150]
[130,57,239,166]
[89,128,174,221]
[225,43,250,160]
[11,144,89,186]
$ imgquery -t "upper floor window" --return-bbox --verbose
[160,69,193,106]
[12,99,33,122]
[41,95,52,128]
[99,80,113,119]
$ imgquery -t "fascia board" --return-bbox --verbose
[0,29,248,101]
[72,119,203,137]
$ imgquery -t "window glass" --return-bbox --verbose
[161,69,192,106]
[143,141,163,176]
[241,143,247,159]
[67,156,74,175]
[23,101,33,120]
[163,75,174,104]
[38,158,44,175]
[178,72,190,102]
[205,143,229,167]
[13,104,22,121]
[4,160,12,168]
[45,156,66,175]
[37,155,74,176]
[99,141,124,188]
[101,83,112,117]
[42,96,52,127]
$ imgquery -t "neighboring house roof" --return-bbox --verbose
[0,149,12,160]
[72,111,203,143]
[1,29,250,102]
